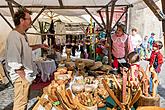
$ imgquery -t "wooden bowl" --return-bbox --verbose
[82,59,95,68]
[89,61,103,70]
[101,65,113,72]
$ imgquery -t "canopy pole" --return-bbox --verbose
[110,6,130,33]
[107,0,117,65]
[32,6,46,24]
[109,0,117,30]
[0,13,13,29]
[84,8,104,30]
[97,0,113,12]
[106,6,111,65]
[6,0,22,7]
[161,0,165,54]
[125,6,128,32]
[6,0,23,20]
[79,23,86,34]
[0,5,131,9]
[143,0,165,21]
[98,11,106,29]
[58,0,64,8]
[6,1,14,19]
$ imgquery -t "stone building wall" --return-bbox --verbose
[128,0,164,53]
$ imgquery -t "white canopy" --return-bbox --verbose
[0,0,161,58]
[0,0,147,16]
[0,0,142,7]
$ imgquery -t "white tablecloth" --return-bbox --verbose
[35,59,56,82]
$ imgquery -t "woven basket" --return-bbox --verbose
[137,106,165,110]
[137,95,160,106]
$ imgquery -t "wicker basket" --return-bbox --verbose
[137,95,160,106]
[137,106,165,110]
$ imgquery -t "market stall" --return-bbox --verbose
[0,0,165,110]
[31,53,163,110]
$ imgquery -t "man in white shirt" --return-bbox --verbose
[5,8,48,110]
[130,28,142,54]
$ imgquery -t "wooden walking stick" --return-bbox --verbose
[102,79,125,109]
[139,66,149,96]
[126,69,132,105]
[122,67,128,103]
[142,78,149,96]
[112,74,121,90]
[128,88,142,108]
[150,66,159,97]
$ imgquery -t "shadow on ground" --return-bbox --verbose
[3,102,13,110]
[158,85,165,98]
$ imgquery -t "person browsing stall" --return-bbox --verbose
[5,8,48,110]
[111,23,133,69]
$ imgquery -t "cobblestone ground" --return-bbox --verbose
[0,84,42,110]
[0,85,13,110]
[0,60,165,109]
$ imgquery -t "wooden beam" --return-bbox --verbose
[109,0,117,30]
[98,11,106,29]
[143,0,165,21]
[107,0,117,65]
[110,6,129,33]
[84,8,104,30]
[161,0,165,54]
[162,0,165,32]
[98,0,113,12]
[106,5,111,65]
[79,24,86,34]
[58,0,64,7]
[0,13,13,29]
[5,0,22,19]
[125,7,128,32]
[6,0,40,33]
[6,0,22,7]
[122,68,127,103]
[106,6,110,33]
[32,6,46,24]
[0,5,130,9]
[6,1,14,18]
